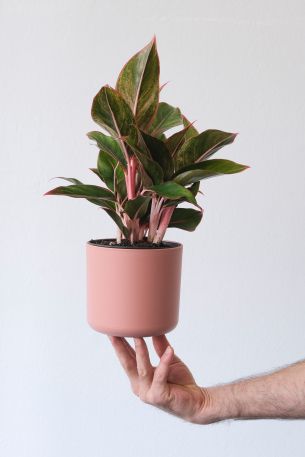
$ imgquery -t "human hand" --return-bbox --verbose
[108,335,218,424]
[109,334,305,423]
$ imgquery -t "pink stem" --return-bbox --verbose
[147,195,159,242]
[153,205,175,243]
[138,223,148,241]
[125,156,138,200]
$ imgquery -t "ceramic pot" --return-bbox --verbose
[86,239,183,337]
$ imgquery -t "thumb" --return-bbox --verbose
[152,345,174,388]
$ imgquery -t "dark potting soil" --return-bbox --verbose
[88,238,180,249]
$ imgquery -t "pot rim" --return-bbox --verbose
[86,238,182,250]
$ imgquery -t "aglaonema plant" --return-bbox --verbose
[44,37,249,244]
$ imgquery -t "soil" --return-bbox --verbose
[88,238,180,249]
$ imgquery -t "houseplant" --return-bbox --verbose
[44,37,248,337]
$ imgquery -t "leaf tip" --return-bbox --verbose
[160,81,170,92]
[238,164,250,173]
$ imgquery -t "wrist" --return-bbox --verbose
[198,384,240,424]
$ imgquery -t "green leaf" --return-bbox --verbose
[48,182,127,233]
[148,181,197,205]
[124,195,150,219]
[100,207,129,238]
[92,199,116,210]
[182,115,199,140]
[168,207,203,231]
[53,177,83,185]
[44,184,115,200]
[91,86,134,140]
[174,159,249,186]
[97,151,127,197]
[116,37,160,128]
[87,131,127,167]
[126,142,163,186]
[114,165,127,199]
[166,123,195,157]
[148,102,182,136]
[136,150,164,186]
[140,131,174,180]
[98,150,115,189]
[175,130,237,170]
[162,181,200,207]
[44,183,116,209]
[89,168,103,180]
[188,181,200,196]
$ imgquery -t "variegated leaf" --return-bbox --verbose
[91,86,134,141]
[175,130,237,170]
[116,38,160,129]
[148,102,182,136]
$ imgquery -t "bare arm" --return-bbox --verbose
[109,335,305,424]
[210,360,305,422]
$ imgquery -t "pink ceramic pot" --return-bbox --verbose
[86,239,183,337]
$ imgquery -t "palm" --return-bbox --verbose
[166,357,195,385]
[150,338,206,421]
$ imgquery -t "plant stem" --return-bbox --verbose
[138,223,148,241]
[116,226,122,244]
[147,194,157,242]
[128,218,140,244]
[147,195,164,242]
[153,205,175,243]
[125,155,138,200]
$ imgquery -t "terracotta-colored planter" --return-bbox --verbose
[86,239,183,337]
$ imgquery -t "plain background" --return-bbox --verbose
[1,0,305,456]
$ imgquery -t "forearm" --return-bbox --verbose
[203,360,305,423]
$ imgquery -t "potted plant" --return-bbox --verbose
[44,37,248,337]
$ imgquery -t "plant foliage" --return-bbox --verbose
[45,37,248,244]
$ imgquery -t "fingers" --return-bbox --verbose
[109,336,154,397]
[108,336,137,381]
[109,336,174,408]
[134,338,154,392]
[144,345,174,408]
[152,334,170,358]
[152,345,174,389]
[152,335,180,364]
[122,337,136,359]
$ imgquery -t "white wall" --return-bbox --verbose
[1,1,305,456]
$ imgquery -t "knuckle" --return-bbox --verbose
[139,391,149,403]
[130,383,139,397]
[138,368,148,378]
[147,390,164,407]
[154,371,164,383]
[123,361,134,372]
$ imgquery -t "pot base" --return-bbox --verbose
[88,320,178,338]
